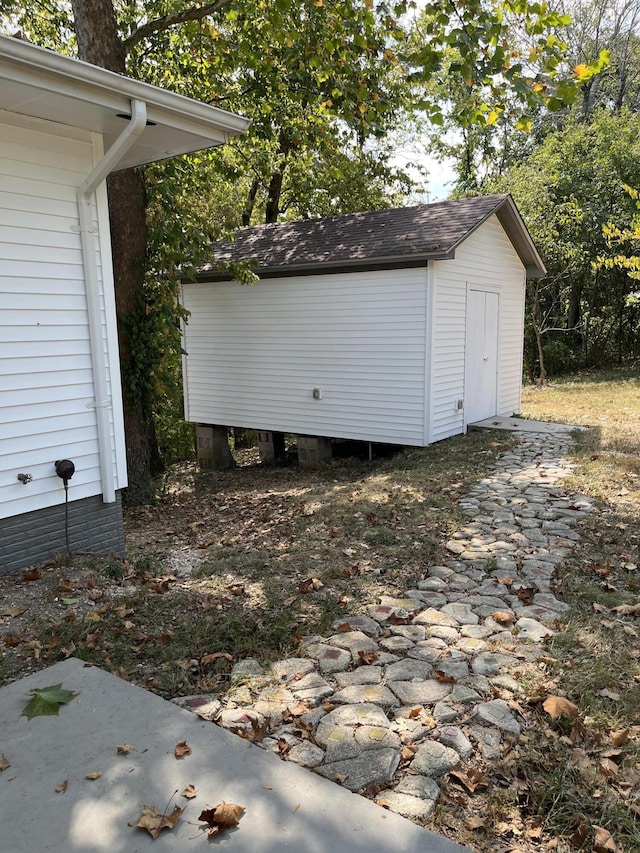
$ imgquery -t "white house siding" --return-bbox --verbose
[182,268,429,445]
[0,111,124,521]
[429,215,526,442]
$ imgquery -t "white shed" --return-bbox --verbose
[0,35,249,573]
[181,195,545,461]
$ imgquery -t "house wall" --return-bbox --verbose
[0,494,124,574]
[182,267,429,445]
[429,214,526,442]
[0,110,126,568]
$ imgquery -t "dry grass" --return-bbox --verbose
[2,367,639,851]
[511,366,640,852]
[521,365,640,449]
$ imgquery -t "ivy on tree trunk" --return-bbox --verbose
[70,0,164,500]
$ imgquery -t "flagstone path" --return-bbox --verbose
[173,429,593,822]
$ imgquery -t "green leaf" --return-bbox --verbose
[22,684,78,720]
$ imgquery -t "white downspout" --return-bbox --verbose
[76,98,147,503]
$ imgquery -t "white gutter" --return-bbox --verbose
[76,98,148,503]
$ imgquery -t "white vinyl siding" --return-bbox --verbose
[430,215,526,441]
[182,268,428,445]
[0,112,124,519]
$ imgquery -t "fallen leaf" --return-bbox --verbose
[181,784,198,799]
[543,695,579,721]
[199,802,245,838]
[516,586,537,605]
[569,813,590,847]
[294,803,301,812]
[55,780,68,793]
[611,729,630,747]
[0,754,10,771]
[201,651,233,666]
[85,771,102,780]
[449,769,488,793]
[1,606,28,617]
[588,561,612,577]
[599,689,621,701]
[592,603,609,613]
[116,744,132,755]
[593,825,619,852]
[434,669,457,684]
[277,737,291,755]
[600,758,619,778]
[571,718,585,742]
[26,639,42,660]
[492,611,516,626]
[23,569,42,581]
[612,603,640,617]
[357,650,379,665]
[334,772,349,784]
[601,748,624,761]
[229,716,268,744]
[174,741,192,758]
[22,683,78,720]
[466,816,486,830]
[130,804,184,839]
[298,577,324,593]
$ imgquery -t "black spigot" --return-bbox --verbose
[55,459,75,484]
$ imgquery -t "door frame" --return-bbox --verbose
[463,283,501,429]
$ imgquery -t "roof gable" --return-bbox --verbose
[198,194,546,279]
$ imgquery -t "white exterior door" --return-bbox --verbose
[465,288,499,423]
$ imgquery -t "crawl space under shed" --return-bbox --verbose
[180,194,545,460]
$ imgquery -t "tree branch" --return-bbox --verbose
[122,0,235,54]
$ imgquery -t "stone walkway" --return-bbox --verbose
[173,430,594,823]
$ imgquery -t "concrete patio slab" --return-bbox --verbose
[469,416,581,435]
[0,659,469,853]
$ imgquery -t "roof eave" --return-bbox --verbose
[495,197,547,279]
[0,34,250,168]
[188,253,453,281]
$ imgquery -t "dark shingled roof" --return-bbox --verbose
[196,193,546,279]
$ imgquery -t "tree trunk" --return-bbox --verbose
[71,0,125,72]
[71,0,159,501]
[242,177,260,226]
[532,284,547,385]
[567,280,582,330]
[265,168,285,223]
